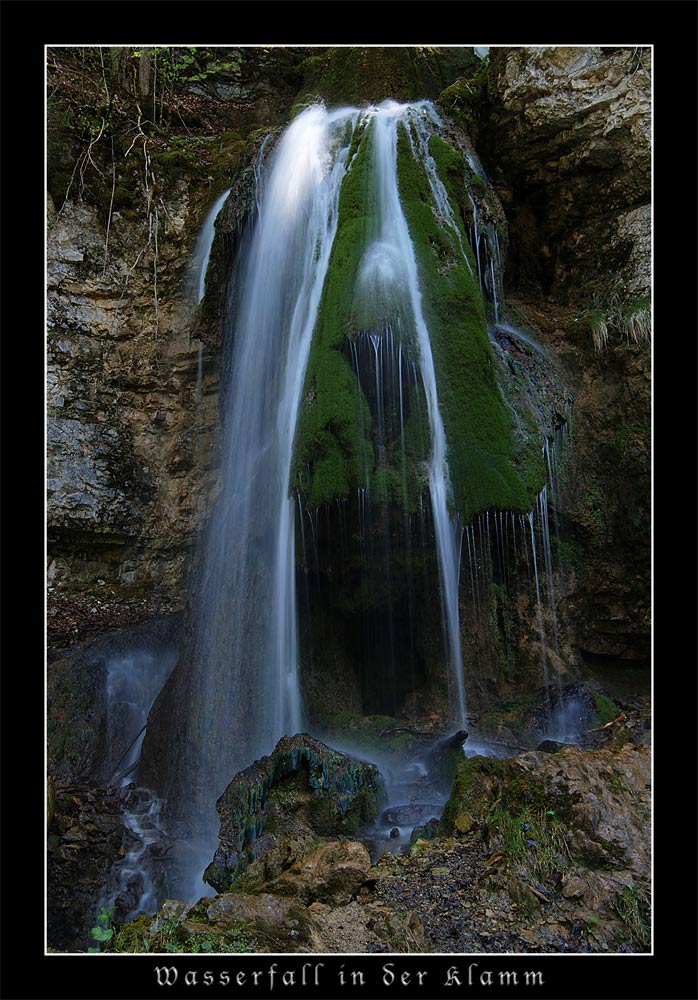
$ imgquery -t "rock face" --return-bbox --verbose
[46,47,306,624]
[508,295,650,667]
[296,45,473,107]
[47,194,221,605]
[483,46,650,303]
[560,349,650,663]
[47,647,108,784]
[47,783,129,951]
[473,46,651,673]
[204,733,386,893]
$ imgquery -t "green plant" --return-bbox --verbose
[592,693,619,727]
[608,769,624,792]
[614,881,650,949]
[586,296,651,355]
[134,47,242,87]
[111,912,257,954]
[89,905,115,952]
[487,805,570,878]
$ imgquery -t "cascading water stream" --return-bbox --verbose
[406,103,473,275]
[193,188,231,303]
[364,102,467,728]
[100,648,177,922]
[137,98,562,905]
[145,106,362,857]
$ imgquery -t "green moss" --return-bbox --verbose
[293,115,544,518]
[396,123,541,518]
[436,57,492,130]
[110,186,137,211]
[440,753,578,848]
[296,46,446,107]
[150,148,199,181]
[427,134,472,251]
[293,121,376,507]
[111,914,257,954]
[592,693,619,727]
[439,755,507,834]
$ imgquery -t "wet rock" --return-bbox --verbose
[422,729,468,790]
[204,733,386,893]
[47,652,108,783]
[442,743,650,870]
[481,682,621,748]
[47,614,180,783]
[382,803,440,827]
[47,783,129,951]
[262,839,372,905]
[537,739,568,753]
[410,818,440,844]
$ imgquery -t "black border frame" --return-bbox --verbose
[2,3,696,998]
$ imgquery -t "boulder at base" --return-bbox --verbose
[204,733,386,893]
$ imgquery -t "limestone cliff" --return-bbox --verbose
[46,47,309,639]
[473,46,651,668]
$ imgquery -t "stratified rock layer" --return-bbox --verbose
[482,46,650,302]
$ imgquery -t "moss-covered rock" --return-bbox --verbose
[439,743,650,881]
[296,47,450,108]
[292,118,384,508]
[204,733,386,893]
[397,121,545,518]
[294,110,544,520]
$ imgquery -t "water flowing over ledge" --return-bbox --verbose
[138,99,569,899]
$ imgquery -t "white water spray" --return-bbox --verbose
[179,106,361,832]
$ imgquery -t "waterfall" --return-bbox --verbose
[106,649,177,787]
[100,647,177,922]
[361,101,467,727]
[193,188,231,303]
[139,98,533,895]
[145,106,361,846]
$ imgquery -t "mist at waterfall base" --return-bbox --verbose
[126,101,576,913]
